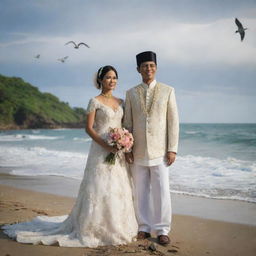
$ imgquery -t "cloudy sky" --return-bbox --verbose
[0,0,255,123]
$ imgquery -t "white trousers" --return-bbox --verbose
[131,163,172,236]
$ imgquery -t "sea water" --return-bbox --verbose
[0,124,255,203]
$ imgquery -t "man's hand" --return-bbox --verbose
[125,152,134,164]
[166,152,176,166]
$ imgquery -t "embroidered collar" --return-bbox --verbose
[136,82,160,116]
[141,80,157,90]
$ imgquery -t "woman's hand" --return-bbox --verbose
[106,145,118,154]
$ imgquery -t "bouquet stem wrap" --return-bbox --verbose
[105,152,117,165]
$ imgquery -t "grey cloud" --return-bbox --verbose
[1,0,256,123]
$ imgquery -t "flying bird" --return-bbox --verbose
[57,56,69,63]
[34,54,40,59]
[65,41,90,49]
[235,18,247,41]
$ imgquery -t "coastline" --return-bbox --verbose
[0,184,256,256]
[0,123,85,131]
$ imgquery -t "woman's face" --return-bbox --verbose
[101,70,117,91]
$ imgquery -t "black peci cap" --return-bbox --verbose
[136,51,157,67]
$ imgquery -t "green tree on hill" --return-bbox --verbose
[0,74,86,129]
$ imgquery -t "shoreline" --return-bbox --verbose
[1,122,255,130]
[0,184,256,256]
[0,171,255,226]
[0,124,85,131]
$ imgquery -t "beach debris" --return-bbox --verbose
[168,249,178,253]
[115,245,141,254]
[235,18,247,41]
[57,56,69,63]
[138,241,149,250]
[138,242,167,255]
[32,209,48,215]
[123,249,137,253]
[13,202,24,208]
[65,41,90,49]
[148,242,157,251]
[34,54,40,59]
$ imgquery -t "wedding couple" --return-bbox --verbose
[2,51,179,247]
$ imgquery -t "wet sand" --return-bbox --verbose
[0,184,256,256]
[0,171,255,225]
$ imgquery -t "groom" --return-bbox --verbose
[124,51,179,245]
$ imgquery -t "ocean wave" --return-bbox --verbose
[52,128,73,131]
[73,137,92,142]
[184,131,201,135]
[32,130,41,134]
[170,190,256,203]
[0,134,62,141]
[1,144,255,203]
[170,155,256,203]
[0,146,87,180]
[181,129,256,146]
[9,170,82,180]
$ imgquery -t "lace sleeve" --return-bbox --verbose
[86,98,98,114]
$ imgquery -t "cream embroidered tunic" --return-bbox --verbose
[124,82,179,167]
[136,80,164,166]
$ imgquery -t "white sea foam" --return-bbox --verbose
[170,190,255,203]
[1,145,255,202]
[184,131,200,135]
[73,137,92,142]
[52,128,72,130]
[32,130,40,134]
[0,146,87,180]
[0,134,62,141]
[170,155,256,203]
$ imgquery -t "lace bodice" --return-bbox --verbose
[87,98,123,136]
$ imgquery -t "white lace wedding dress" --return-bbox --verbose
[2,97,138,247]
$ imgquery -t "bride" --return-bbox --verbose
[2,65,138,247]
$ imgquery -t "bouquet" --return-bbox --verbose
[105,127,134,165]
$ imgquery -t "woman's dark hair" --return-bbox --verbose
[95,65,118,89]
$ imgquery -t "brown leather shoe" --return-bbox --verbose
[137,231,151,240]
[157,235,170,245]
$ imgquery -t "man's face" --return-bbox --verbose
[137,61,157,81]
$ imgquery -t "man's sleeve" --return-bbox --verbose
[167,88,179,153]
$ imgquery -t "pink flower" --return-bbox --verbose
[105,127,134,164]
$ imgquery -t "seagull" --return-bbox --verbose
[34,54,40,59]
[65,41,90,49]
[57,56,69,63]
[235,18,247,41]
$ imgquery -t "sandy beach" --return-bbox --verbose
[0,183,256,256]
